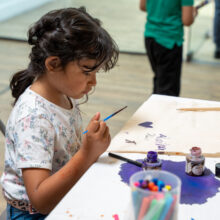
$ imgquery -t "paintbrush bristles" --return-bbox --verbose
[111,106,127,116]
[177,107,220,111]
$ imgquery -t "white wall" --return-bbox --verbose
[0,0,53,22]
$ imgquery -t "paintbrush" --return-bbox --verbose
[83,106,127,134]
[108,152,143,168]
[177,107,220,112]
[196,0,210,10]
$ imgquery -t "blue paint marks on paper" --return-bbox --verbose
[155,134,168,150]
[125,139,136,145]
[158,134,167,138]
[138,121,153,128]
[144,133,156,140]
[119,159,220,204]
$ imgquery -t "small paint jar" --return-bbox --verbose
[215,163,220,178]
[185,147,205,176]
[142,151,162,170]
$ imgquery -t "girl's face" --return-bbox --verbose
[48,58,99,99]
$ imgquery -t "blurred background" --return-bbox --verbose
[0,0,219,214]
[0,0,218,60]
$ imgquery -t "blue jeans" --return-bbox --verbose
[214,0,220,50]
[6,204,47,220]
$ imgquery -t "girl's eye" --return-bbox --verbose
[82,70,91,76]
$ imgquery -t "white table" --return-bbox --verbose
[47,95,220,220]
[46,153,220,220]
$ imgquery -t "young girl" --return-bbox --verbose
[1,7,119,219]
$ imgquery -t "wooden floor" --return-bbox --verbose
[0,39,220,213]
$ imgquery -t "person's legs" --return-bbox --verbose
[145,37,182,96]
[155,43,182,96]
[214,0,220,58]
[145,37,158,94]
[6,204,47,220]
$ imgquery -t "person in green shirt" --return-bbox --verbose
[140,0,197,96]
[214,0,220,59]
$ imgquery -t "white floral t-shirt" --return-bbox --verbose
[1,87,83,203]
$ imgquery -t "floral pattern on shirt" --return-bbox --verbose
[1,87,83,202]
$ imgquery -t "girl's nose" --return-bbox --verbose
[90,74,97,86]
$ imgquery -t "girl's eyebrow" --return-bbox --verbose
[82,65,93,69]
[77,65,91,71]
[81,64,99,71]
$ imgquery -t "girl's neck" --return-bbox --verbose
[30,78,72,110]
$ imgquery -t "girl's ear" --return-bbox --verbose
[45,56,62,72]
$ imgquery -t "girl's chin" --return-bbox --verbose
[72,93,86,99]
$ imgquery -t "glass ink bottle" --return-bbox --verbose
[215,163,220,178]
[142,151,162,170]
[185,147,205,176]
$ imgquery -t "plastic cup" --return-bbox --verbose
[129,170,181,220]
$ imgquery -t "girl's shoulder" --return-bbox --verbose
[10,87,80,125]
[11,88,54,124]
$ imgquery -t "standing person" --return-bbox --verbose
[0,7,118,219]
[214,0,220,59]
[140,0,196,96]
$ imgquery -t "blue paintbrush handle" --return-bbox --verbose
[103,114,113,122]
[82,106,127,134]
[82,114,113,134]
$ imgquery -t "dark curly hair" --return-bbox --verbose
[10,7,119,105]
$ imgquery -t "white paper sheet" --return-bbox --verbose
[108,95,220,156]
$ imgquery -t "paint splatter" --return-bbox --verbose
[144,133,156,140]
[112,214,119,220]
[119,159,220,204]
[155,134,168,150]
[125,139,136,144]
[157,145,166,150]
[138,121,153,128]
[159,134,167,138]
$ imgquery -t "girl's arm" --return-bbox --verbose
[182,6,197,26]
[22,112,110,214]
[140,0,147,12]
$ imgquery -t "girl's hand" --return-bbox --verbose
[81,112,111,162]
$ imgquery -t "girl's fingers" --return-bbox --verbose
[100,123,111,143]
[88,120,100,133]
[91,112,100,121]
[108,133,111,143]
[104,125,110,138]
[98,121,108,136]
[104,128,111,147]
[86,113,101,133]
[87,116,110,138]
[105,129,111,142]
